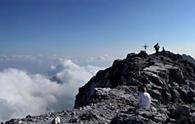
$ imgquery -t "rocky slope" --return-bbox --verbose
[5,51,195,124]
[182,54,195,65]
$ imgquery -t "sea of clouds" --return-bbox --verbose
[0,55,114,121]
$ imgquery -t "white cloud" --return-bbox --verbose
[0,54,114,75]
[50,59,102,101]
[0,59,102,121]
[0,69,64,121]
[72,54,115,67]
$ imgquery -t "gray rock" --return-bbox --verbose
[5,51,195,124]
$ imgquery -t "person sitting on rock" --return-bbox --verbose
[138,85,151,109]
[154,43,160,54]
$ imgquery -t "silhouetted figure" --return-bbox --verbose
[138,85,151,109]
[154,43,160,54]
[161,47,166,56]
[162,47,165,52]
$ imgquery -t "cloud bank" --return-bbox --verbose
[0,54,113,75]
[0,59,102,121]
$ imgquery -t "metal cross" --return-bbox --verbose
[143,44,148,51]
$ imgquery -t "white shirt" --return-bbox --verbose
[138,92,151,109]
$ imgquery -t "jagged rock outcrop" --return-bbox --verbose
[5,51,195,124]
[75,51,195,108]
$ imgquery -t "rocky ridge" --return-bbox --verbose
[5,51,195,124]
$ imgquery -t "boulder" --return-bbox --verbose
[110,114,146,124]
[171,105,190,124]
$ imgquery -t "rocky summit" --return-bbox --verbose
[5,51,195,124]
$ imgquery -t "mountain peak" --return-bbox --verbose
[75,50,195,108]
[6,50,195,124]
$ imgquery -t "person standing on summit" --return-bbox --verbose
[154,43,160,54]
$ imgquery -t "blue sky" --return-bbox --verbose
[0,0,195,121]
[0,0,195,57]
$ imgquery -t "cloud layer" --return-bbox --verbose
[0,59,102,121]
